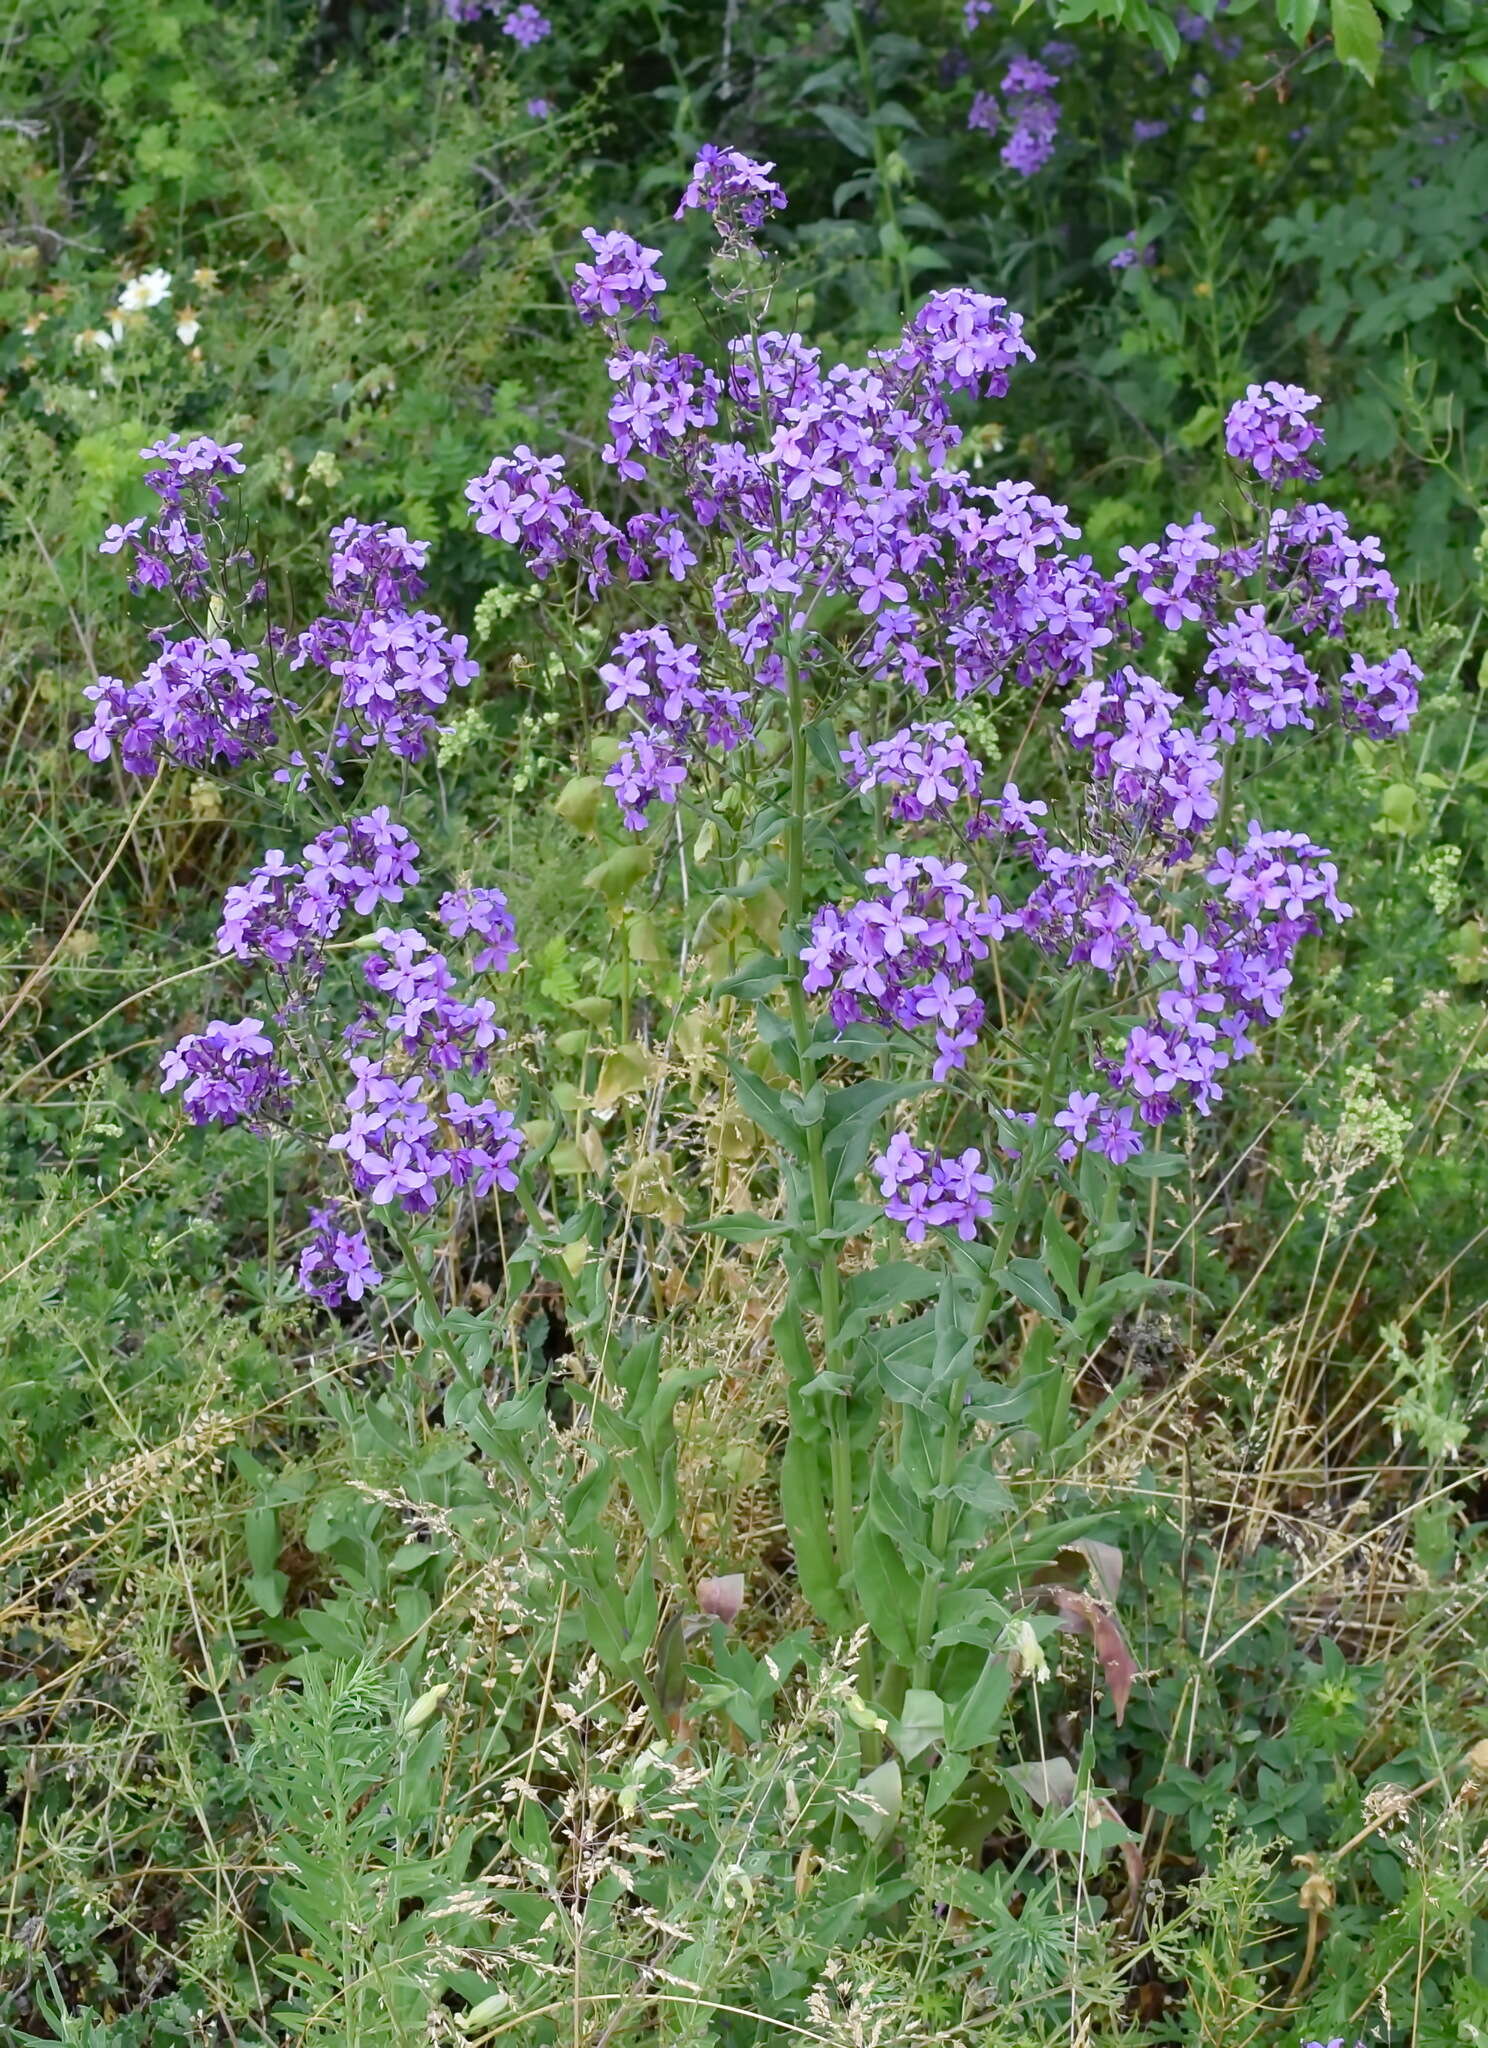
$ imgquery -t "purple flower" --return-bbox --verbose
[501,4,550,45]
[1224,381,1324,481]
[298,1204,382,1305]
[841,721,984,824]
[217,812,422,973]
[74,636,276,775]
[571,228,668,325]
[676,145,787,236]
[160,1018,292,1130]
[526,96,551,118]
[970,48,1064,176]
[1338,648,1420,737]
[873,1139,996,1242]
[438,886,518,973]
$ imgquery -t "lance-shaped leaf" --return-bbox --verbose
[1049,1587,1138,1726]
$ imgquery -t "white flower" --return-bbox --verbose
[175,311,200,345]
[117,267,172,313]
[73,327,114,354]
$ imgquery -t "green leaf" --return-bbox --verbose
[852,1518,921,1665]
[841,1261,940,1341]
[780,1436,854,1632]
[813,101,874,158]
[946,1653,1014,1752]
[893,1688,945,1763]
[997,1257,1070,1324]
[727,1061,803,1156]
[693,1212,789,1243]
[711,955,785,999]
[1332,0,1383,80]
[841,1760,903,1848]
[1276,0,1321,33]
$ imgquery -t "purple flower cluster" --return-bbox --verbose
[1109,232,1157,271]
[75,635,275,775]
[438,886,518,973]
[463,159,1419,1240]
[99,434,248,603]
[1339,648,1421,737]
[217,809,420,974]
[159,1017,292,1131]
[599,625,751,826]
[1224,381,1325,481]
[802,856,1005,1080]
[571,228,667,324]
[329,1055,522,1214]
[361,926,505,1074]
[442,0,549,29]
[841,722,984,824]
[502,3,550,43]
[676,145,787,238]
[289,519,477,770]
[171,827,524,1299]
[969,50,1064,177]
[80,443,474,784]
[873,1135,997,1243]
[298,1204,382,1307]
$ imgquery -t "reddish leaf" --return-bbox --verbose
[1049,1588,1139,1726]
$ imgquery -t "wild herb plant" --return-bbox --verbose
[76,143,1423,1819]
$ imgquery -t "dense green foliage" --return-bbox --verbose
[2,4,1487,2046]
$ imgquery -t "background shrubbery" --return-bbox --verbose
[2,4,1487,2045]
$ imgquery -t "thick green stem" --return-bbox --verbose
[911,1383,966,1688]
[972,971,1086,1335]
[782,651,856,1599]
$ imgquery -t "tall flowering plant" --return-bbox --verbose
[78,149,1418,1761]
[461,155,1416,1720]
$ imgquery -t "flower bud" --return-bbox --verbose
[400,1683,450,1734]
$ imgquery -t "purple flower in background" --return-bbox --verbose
[963,0,997,26]
[298,1205,382,1305]
[571,228,668,324]
[526,96,551,117]
[1224,381,1324,481]
[1132,118,1169,143]
[971,48,1065,176]
[1109,232,1156,271]
[502,4,550,45]
[160,1018,292,1130]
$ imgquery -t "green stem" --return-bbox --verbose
[910,1380,966,1688]
[972,970,1086,1335]
[782,650,856,1599]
